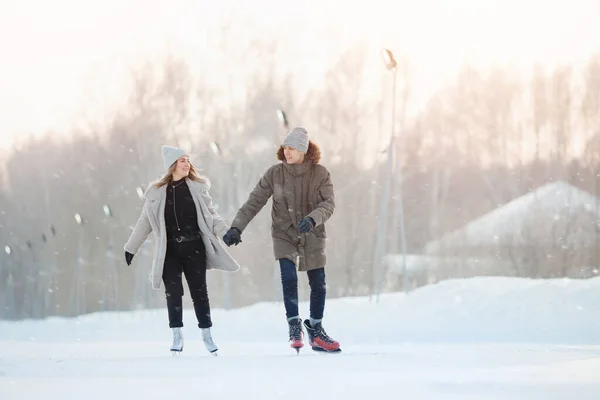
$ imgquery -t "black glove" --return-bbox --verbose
[298,217,315,233]
[125,251,134,266]
[223,227,242,246]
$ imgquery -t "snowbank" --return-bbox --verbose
[1,276,599,345]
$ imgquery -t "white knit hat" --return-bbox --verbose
[282,127,309,153]
[161,145,187,170]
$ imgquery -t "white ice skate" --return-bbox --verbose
[201,328,218,355]
[170,327,184,355]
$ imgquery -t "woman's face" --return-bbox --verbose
[173,156,190,178]
[283,146,305,164]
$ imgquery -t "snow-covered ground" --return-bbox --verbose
[1,276,600,399]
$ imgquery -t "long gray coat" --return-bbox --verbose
[231,142,335,271]
[124,178,240,290]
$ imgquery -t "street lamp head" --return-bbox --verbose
[103,205,112,218]
[210,141,221,157]
[136,186,144,200]
[381,48,397,70]
[74,213,83,225]
[4,245,11,255]
[276,109,289,129]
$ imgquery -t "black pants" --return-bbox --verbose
[279,258,326,320]
[162,237,211,329]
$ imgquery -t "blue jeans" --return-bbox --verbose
[279,258,326,320]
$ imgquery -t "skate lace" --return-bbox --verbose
[316,326,334,344]
[202,330,214,344]
[172,329,183,346]
[289,322,302,341]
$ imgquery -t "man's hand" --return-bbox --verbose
[223,227,242,246]
[298,217,315,233]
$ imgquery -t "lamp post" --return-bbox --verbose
[131,188,151,309]
[103,204,119,312]
[71,212,86,316]
[25,240,39,317]
[2,245,15,319]
[272,109,290,302]
[41,224,57,318]
[210,141,232,311]
[372,49,409,301]
[276,109,289,130]
[39,232,48,318]
[3,245,11,312]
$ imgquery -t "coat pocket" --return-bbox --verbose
[305,230,326,250]
[202,235,216,255]
[312,224,326,239]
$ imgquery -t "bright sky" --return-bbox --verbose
[1,0,600,150]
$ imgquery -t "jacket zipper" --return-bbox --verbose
[173,182,181,231]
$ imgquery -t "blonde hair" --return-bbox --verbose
[151,161,209,188]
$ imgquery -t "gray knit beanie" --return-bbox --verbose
[161,145,187,170]
[282,127,309,153]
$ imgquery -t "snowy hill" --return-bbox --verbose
[425,180,600,251]
[2,275,599,344]
[1,276,600,400]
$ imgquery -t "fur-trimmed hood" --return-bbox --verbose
[277,140,321,164]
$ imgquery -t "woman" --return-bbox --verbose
[124,145,240,355]
[223,127,341,353]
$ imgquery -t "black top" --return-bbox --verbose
[164,178,201,239]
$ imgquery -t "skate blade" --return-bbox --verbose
[290,344,303,353]
[171,349,183,356]
[311,346,342,354]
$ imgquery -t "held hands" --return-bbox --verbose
[125,251,134,266]
[223,227,242,247]
[222,219,312,247]
[298,217,315,233]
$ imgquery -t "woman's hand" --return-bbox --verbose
[125,251,134,265]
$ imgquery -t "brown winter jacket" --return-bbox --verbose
[231,141,335,271]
